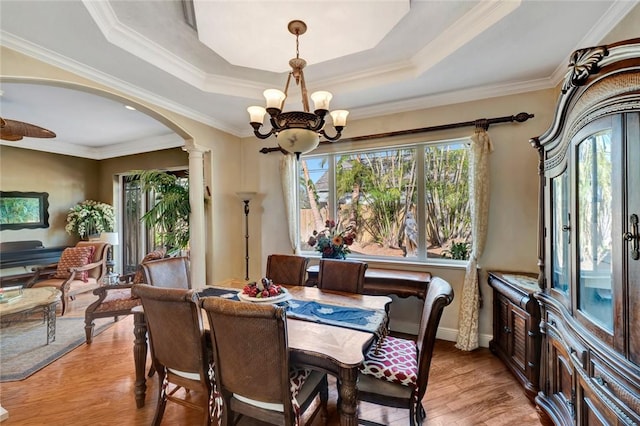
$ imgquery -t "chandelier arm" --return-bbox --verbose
[319,126,344,141]
[251,125,276,139]
[308,115,326,132]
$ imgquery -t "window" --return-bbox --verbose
[298,140,472,262]
[119,169,188,274]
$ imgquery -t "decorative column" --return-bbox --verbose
[185,142,207,288]
[236,192,256,280]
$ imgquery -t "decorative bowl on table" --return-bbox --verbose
[238,278,289,303]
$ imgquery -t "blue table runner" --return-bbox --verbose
[197,287,386,336]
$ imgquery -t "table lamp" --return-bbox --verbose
[99,232,119,285]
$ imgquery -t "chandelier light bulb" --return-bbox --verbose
[247,106,267,124]
[330,110,349,127]
[311,91,333,111]
[263,89,286,110]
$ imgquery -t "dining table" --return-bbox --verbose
[131,279,392,426]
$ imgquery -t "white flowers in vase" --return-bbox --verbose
[65,200,115,239]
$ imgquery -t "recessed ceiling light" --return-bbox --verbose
[124,105,136,111]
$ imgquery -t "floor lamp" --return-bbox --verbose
[236,192,256,280]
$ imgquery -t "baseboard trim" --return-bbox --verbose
[390,320,492,348]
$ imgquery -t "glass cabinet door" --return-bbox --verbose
[576,127,613,332]
[551,170,570,300]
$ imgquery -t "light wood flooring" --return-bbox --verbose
[0,293,543,425]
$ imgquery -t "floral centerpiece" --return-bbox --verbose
[65,200,115,239]
[307,219,356,259]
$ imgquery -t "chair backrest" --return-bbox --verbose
[132,284,209,384]
[141,256,190,289]
[76,241,109,281]
[317,259,367,293]
[201,298,296,423]
[415,277,454,400]
[265,254,309,286]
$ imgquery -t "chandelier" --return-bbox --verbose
[247,20,349,159]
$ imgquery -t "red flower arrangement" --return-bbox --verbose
[307,219,355,259]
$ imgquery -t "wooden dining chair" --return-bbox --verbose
[132,284,214,426]
[141,256,191,289]
[357,277,454,426]
[200,297,328,426]
[316,258,367,293]
[265,254,309,286]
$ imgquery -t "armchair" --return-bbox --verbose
[84,250,166,343]
[26,241,109,315]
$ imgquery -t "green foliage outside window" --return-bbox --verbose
[298,139,472,261]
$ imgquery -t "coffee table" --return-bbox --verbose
[0,287,61,344]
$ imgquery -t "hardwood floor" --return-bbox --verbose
[0,294,542,425]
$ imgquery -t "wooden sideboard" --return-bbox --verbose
[305,264,431,299]
[488,271,541,403]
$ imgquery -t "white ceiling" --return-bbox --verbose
[0,0,637,159]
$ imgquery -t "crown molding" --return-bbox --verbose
[351,76,556,122]
[411,0,522,76]
[81,0,264,100]
[0,31,242,137]
[0,133,183,160]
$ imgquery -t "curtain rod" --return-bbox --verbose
[259,111,534,155]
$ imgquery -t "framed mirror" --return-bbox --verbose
[0,191,50,230]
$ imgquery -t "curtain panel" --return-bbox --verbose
[456,128,493,351]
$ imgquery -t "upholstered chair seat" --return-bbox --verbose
[357,277,454,426]
[84,250,166,343]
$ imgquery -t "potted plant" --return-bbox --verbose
[132,170,190,255]
[65,200,115,239]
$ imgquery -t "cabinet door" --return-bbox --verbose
[547,333,576,424]
[509,306,528,372]
[551,169,571,309]
[495,293,510,353]
[573,117,616,338]
[626,113,640,365]
[577,375,619,426]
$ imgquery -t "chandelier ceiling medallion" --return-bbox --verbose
[247,20,348,159]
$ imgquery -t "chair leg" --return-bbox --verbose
[61,295,68,316]
[84,319,95,344]
[152,370,168,426]
[418,402,426,424]
[320,376,329,425]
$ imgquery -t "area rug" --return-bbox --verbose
[0,316,114,382]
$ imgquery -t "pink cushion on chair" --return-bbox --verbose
[359,336,418,388]
[94,289,141,313]
[54,246,95,282]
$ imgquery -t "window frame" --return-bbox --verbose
[297,137,472,267]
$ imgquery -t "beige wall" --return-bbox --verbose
[1,47,243,284]
[241,88,556,342]
[0,145,100,249]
